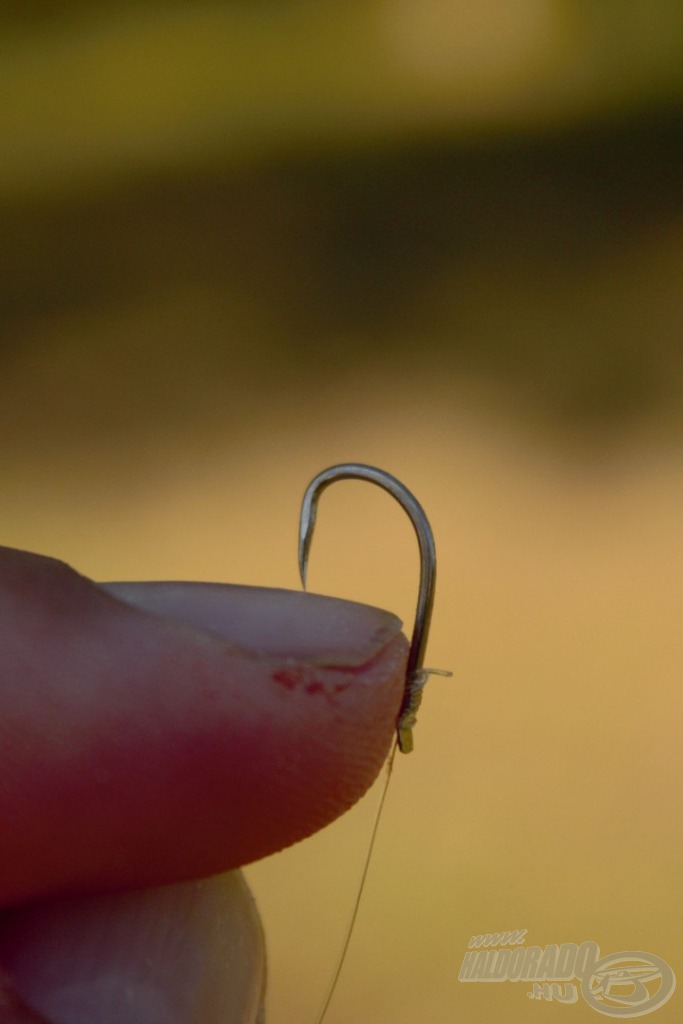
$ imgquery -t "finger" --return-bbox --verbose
[0,547,407,905]
[0,970,50,1023]
[0,872,265,1024]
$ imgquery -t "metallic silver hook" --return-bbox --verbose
[298,463,439,753]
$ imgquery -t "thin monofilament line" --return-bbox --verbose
[313,740,398,1024]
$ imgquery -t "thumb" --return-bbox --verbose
[0,547,407,904]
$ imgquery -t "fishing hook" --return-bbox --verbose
[298,463,443,753]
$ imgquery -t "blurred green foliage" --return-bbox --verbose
[1,0,682,438]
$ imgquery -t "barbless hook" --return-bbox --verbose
[298,463,443,753]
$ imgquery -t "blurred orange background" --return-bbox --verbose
[2,2,683,1021]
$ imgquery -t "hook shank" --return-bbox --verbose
[298,463,437,753]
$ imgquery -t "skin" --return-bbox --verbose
[0,546,407,1023]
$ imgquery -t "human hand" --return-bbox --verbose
[0,546,407,1023]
